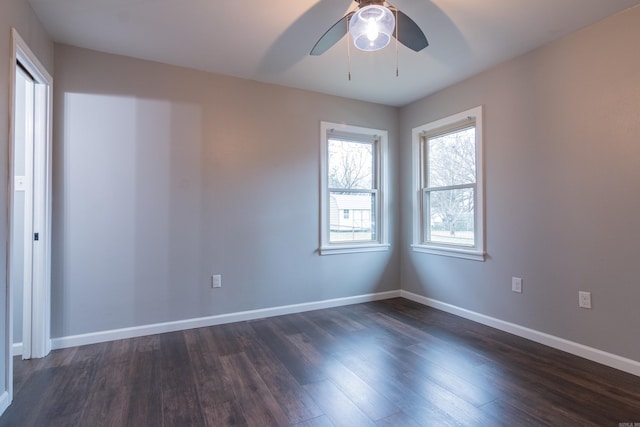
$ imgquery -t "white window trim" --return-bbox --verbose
[320,121,389,255]
[411,106,485,261]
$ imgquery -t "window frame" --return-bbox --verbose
[411,106,485,261]
[320,121,389,255]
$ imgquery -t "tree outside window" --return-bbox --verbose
[425,126,476,246]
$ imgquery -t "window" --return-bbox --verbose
[412,106,485,261]
[320,122,389,255]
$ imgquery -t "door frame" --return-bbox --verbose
[4,27,53,405]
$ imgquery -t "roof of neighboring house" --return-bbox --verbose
[330,194,372,211]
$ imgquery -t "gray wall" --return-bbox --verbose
[51,44,400,338]
[400,6,640,361]
[1,0,53,398]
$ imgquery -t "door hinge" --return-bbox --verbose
[34,232,39,241]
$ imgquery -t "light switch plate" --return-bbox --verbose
[15,176,26,192]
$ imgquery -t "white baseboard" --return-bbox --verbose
[0,391,10,417]
[46,288,639,377]
[51,290,402,351]
[401,290,640,377]
[12,342,22,357]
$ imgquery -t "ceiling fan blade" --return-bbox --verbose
[310,12,354,56]
[394,10,429,52]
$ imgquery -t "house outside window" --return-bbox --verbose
[411,106,485,261]
[320,122,389,255]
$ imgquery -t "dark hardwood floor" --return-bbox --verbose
[2,298,639,426]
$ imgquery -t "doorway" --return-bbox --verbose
[12,63,36,359]
[6,27,53,390]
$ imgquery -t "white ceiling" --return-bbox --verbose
[29,0,639,107]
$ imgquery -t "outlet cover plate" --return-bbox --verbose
[579,291,592,309]
[512,277,523,293]
[211,274,222,288]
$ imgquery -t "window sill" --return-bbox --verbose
[320,243,390,256]
[411,244,485,261]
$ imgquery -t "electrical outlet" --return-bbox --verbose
[579,291,591,309]
[511,277,523,293]
[211,274,222,288]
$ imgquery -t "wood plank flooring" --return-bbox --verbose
[2,298,639,426]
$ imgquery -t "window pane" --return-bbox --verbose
[424,188,475,246]
[329,191,376,242]
[428,127,476,188]
[328,139,373,190]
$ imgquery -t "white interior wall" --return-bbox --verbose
[11,68,28,345]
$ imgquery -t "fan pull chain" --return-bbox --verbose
[347,19,352,81]
[395,9,399,77]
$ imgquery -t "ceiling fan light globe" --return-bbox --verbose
[366,20,379,41]
[349,5,395,51]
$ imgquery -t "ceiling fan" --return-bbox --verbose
[310,0,429,55]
